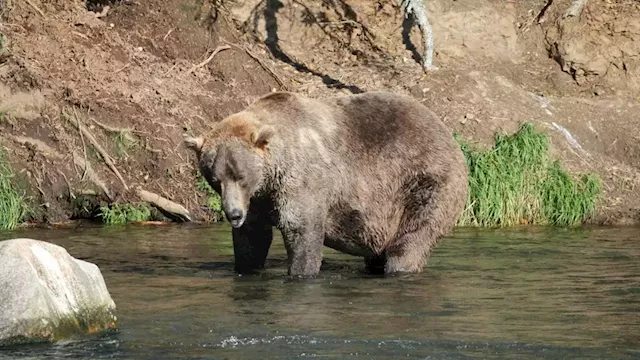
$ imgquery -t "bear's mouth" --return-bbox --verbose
[229,217,246,228]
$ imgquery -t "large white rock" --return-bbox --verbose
[0,238,117,346]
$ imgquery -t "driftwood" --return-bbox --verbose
[136,188,192,222]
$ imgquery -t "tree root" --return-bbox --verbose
[69,112,129,190]
[183,45,231,78]
[5,134,114,201]
[136,188,192,222]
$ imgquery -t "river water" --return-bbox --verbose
[0,224,638,359]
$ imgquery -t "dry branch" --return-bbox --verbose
[183,45,231,77]
[136,188,192,222]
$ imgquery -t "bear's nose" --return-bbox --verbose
[228,209,243,221]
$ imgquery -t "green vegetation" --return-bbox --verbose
[196,173,224,221]
[98,203,152,225]
[111,131,139,158]
[0,149,29,230]
[455,123,601,227]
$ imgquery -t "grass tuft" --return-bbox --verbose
[98,203,152,225]
[111,131,139,158]
[0,149,29,230]
[196,174,224,221]
[455,123,602,227]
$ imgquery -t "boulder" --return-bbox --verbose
[0,238,117,346]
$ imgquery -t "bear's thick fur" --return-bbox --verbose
[184,91,468,277]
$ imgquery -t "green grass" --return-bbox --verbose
[98,203,152,225]
[0,149,29,230]
[196,173,224,221]
[455,122,602,227]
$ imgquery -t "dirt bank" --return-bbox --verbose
[0,0,638,226]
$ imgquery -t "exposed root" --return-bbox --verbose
[136,188,192,222]
[70,113,129,190]
[6,134,64,160]
[72,151,113,201]
[183,45,231,77]
[90,117,138,145]
[5,133,112,200]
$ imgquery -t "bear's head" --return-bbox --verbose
[183,114,276,228]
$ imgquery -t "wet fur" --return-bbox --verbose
[185,91,469,277]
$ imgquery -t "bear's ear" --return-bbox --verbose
[250,125,276,149]
[183,134,205,153]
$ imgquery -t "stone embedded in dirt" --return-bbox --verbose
[0,238,117,347]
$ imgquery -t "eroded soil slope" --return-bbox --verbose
[0,0,639,225]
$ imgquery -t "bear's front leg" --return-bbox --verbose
[231,212,273,274]
[281,220,325,278]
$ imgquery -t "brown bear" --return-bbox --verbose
[183,91,468,277]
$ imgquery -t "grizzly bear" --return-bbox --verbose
[184,91,468,277]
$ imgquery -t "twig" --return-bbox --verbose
[162,63,178,77]
[72,31,89,40]
[25,0,46,18]
[183,45,231,77]
[136,188,192,222]
[162,27,175,41]
[73,108,89,181]
[114,63,130,74]
[221,39,289,90]
[70,113,129,190]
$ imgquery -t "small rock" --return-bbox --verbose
[465,113,475,120]
[0,239,117,347]
[594,88,604,96]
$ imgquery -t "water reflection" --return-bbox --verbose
[0,224,638,359]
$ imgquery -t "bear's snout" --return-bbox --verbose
[227,208,245,228]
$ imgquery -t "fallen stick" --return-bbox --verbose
[183,45,231,77]
[136,188,192,222]
[71,115,129,190]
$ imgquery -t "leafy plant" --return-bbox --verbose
[455,123,602,227]
[196,173,224,221]
[99,203,152,225]
[0,149,29,230]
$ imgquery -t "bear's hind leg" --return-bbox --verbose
[384,174,463,275]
